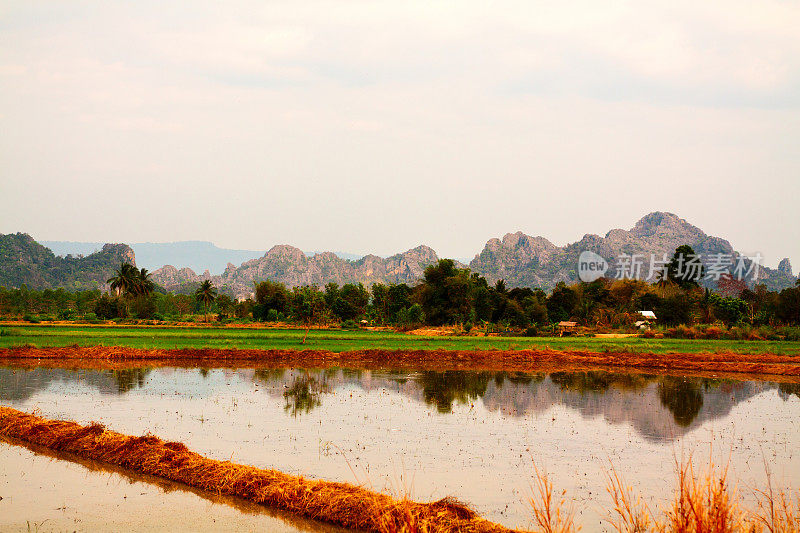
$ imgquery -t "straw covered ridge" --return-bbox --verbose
[0,406,519,533]
[3,345,800,378]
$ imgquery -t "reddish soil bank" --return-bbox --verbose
[2,346,800,379]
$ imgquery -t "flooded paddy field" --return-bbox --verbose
[1,361,799,531]
[0,437,346,533]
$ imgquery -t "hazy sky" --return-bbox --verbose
[1,1,798,268]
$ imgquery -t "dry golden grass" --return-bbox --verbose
[662,461,745,533]
[603,459,800,533]
[0,406,520,533]
[752,468,800,533]
[3,345,800,378]
[606,463,652,533]
[523,456,800,533]
[528,462,578,533]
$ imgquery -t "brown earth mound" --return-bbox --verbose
[1,345,800,378]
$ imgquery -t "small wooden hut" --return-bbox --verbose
[557,321,578,336]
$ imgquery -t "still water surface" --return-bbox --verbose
[1,365,799,531]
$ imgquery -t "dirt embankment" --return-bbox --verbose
[2,345,800,380]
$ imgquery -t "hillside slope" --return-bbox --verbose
[0,233,135,291]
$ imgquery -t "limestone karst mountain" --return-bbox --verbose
[151,244,441,298]
[469,212,794,291]
[3,212,797,297]
[0,232,136,291]
[148,212,797,298]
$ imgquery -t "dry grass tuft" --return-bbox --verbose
[752,466,800,533]
[0,406,521,533]
[604,458,800,533]
[606,464,652,533]
[528,462,578,533]
[663,461,744,533]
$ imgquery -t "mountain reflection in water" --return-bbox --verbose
[1,365,795,441]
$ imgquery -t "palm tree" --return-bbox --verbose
[194,280,217,322]
[107,263,138,297]
[134,268,156,296]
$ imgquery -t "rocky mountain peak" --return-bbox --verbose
[404,245,438,258]
[501,231,556,252]
[0,234,138,291]
[100,243,137,266]
[631,212,685,235]
[778,258,793,277]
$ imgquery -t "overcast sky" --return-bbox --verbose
[1,1,798,268]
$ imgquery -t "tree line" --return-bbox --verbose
[0,245,798,332]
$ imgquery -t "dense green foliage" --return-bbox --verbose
[1,247,798,331]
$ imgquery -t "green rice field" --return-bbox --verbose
[1,324,800,354]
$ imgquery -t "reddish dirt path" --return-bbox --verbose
[2,346,800,380]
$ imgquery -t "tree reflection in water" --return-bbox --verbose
[1,364,780,432]
[779,382,800,399]
[111,369,151,393]
[417,371,494,413]
[282,372,331,417]
[657,377,705,427]
[549,371,654,394]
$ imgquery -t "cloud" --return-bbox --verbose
[0,0,798,267]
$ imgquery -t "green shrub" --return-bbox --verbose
[23,314,40,324]
[339,319,360,330]
[782,327,800,341]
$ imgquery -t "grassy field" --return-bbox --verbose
[1,324,800,354]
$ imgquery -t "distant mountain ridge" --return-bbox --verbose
[469,212,788,288]
[42,241,265,275]
[42,240,364,275]
[0,233,135,291]
[149,212,796,298]
[4,212,798,297]
[153,245,443,298]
